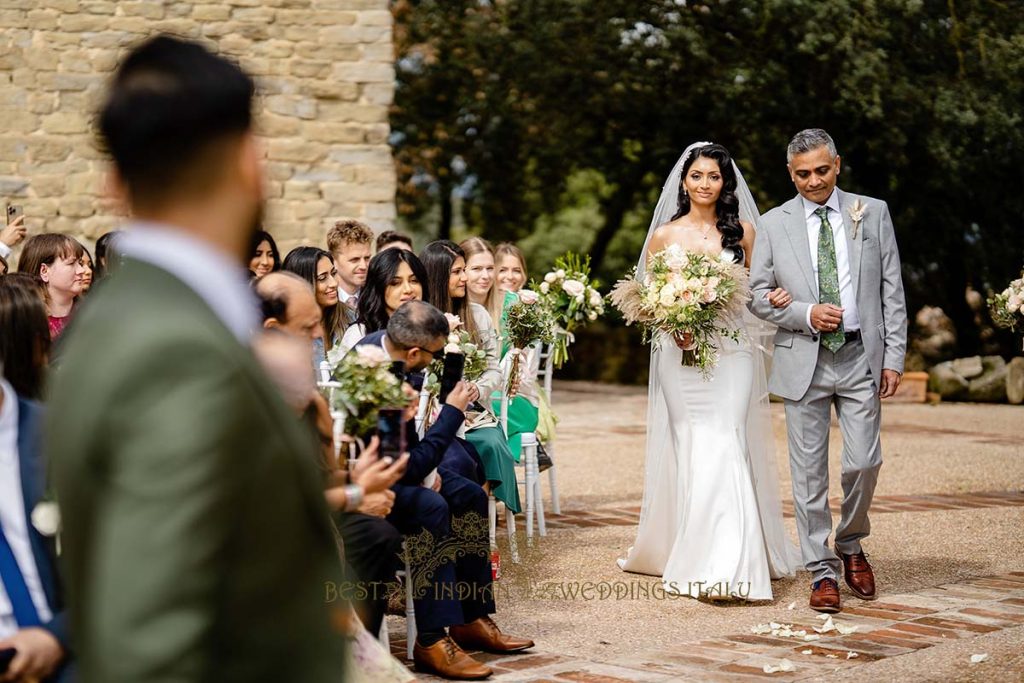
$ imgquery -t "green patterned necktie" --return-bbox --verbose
[815,206,845,352]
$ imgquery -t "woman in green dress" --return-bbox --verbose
[421,239,521,514]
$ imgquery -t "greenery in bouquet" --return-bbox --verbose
[987,271,1024,333]
[609,244,750,379]
[504,289,556,395]
[324,344,407,439]
[424,321,488,393]
[534,252,605,367]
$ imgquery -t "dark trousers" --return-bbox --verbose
[335,512,403,635]
[389,471,494,633]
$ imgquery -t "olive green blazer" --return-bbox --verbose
[47,259,346,682]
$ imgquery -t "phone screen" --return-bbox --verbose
[376,408,406,460]
[438,352,465,404]
[6,205,23,225]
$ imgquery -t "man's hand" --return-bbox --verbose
[429,471,442,492]
[0,627,64,683]
[357,490,395,517]
[810,304,844,332]
[0,215,27,249]
[879,369,902,399]
[351,438,409,494]
[767,287,792,308]
[444,381,475,412]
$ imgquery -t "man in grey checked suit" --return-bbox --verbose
[749,129,908,613]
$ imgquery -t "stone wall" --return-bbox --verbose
[0,0,396,256]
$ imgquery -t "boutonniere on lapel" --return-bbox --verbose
[848,199,867,238]
[31,494,62,554]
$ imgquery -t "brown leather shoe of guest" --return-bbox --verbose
[809,578,842,613]
[449,616,535,654]
[413,636,493,680]
[838,549,877,600]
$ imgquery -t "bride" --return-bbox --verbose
[617,142,800,601]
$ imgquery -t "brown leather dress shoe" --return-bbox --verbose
[413,636,493,680]
[838,549,877,600]
[809,578,841,613]
[449,616,535,654]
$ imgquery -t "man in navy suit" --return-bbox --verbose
[356,302,533,680]
[0,377,72,682]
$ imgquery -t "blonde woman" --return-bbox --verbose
[460,237,504,330]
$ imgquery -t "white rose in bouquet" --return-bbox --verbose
[539,281,550,294]
[658,283,677,307]
[664,245,689,271]
[518,289,540,304]
[355,344,390,367]
[562,279,586,297]
[588,288,602,306]
[444,313,463,331]
[588,311,598,321]
[544,272,557,284]
[556,269,566,279]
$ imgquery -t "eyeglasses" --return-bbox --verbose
[423,346,446,360]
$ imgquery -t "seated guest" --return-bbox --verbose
[0,275,52,400]
[0,277,73,682]
[282,246,344,369]
[327,219,373,324]
[79,248,94,295]
[249,229,281,279]
[493,243,550,465]
[252,272,414,682]
[339,247,428,354]
[92,230,123,283]
[421,240,521,515]
[376,229,414,253]
[358,301,533,680]
[17,234,87,340]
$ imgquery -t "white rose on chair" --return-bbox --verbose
[32,501,60,537]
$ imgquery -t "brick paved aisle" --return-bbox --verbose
[387,384,1024,681]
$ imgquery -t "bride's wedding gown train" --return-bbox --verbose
[618,326,798,600]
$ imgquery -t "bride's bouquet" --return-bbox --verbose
[609,244,751,379]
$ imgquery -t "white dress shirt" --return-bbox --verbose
[0,379,54,638]
[118,223,260,344]
[803,191,861,333]
[0,240,11,261]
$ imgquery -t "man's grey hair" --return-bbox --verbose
[387,300,449,350]
[787,128,838,162]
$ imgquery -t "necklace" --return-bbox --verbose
[690,222,715,240]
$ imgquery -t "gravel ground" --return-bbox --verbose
[490,382,1024,678]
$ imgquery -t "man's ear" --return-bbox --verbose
[786,163,795,183]
[264,318,280,331]
[237,132,265,203]
[834,155,842,175]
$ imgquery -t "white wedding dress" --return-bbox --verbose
[617,142,799,600]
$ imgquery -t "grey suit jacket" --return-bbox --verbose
[749,189,908,401]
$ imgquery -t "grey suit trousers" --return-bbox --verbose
[783,337,882,583]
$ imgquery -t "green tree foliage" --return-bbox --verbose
[392,0,1024,358]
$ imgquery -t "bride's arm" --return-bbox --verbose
[740,221,756,269]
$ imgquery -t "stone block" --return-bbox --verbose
[321,180,394,203]
[26,138,71,162]
[118,1,165,18]
[28,174,64,197]
[357,10,392,26]
[0,10,28,30]
[319,25,390,45]
[41,112,88,134]
[192,5,231,22]
[950,356,983,379]
[2,110,40,134]
[265,94,318,120]
[232,6,277,23]
[318,101,388,123]
[58,13,107,32]
[0,176,29,196]
[360,82,394,106]
[303,121,366,144]
[331,60,393,84]
[81,1,116,15]
[39,0,77,11]
[58,195,96,218]
[267,138,325,163]
[309,80,359,101]
[328,145,392,166]
[258,113,302,137]
[289,60,331,79]
[26,10,59,30]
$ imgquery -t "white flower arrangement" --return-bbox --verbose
[849,198,867,238]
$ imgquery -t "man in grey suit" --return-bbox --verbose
[749,129,907,613]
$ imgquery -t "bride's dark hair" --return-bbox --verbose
[671,144,745,264]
